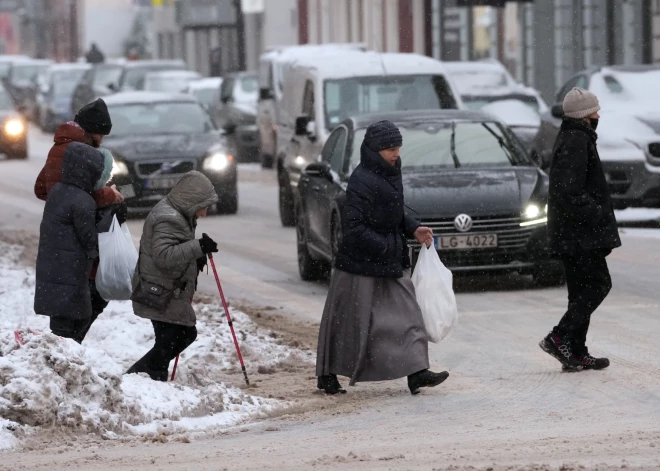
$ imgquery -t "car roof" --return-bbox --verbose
[224,71,257,79]
[187,77,223,89]
[13,59,53,67]
[289,51,451,80]
[347,110,502,129]
[0,55,30,63]
[48,63,92,72]
[123,60,186,69]
[103,91,197,106]
[144,70,201,78]
[264,43,368,61]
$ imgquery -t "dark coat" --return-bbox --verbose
[547,119,621,254]
[335,143,420,278]
[34,142,104,320]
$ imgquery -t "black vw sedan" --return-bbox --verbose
[296,110,564,285]
[104,92,238,214]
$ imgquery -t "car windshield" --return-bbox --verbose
[462,94,540,112]
[108,102,214,136]
[193,88,219,105]
[93,66,123,89]
[11,64,48,84]
[52,70,87,97]
[350,121,531,171]
[123,64,185,90]
[235,76,258,102]
[324,75,457,130]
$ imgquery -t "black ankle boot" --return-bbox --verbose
[407,369,449,395]
[317,374,347,395]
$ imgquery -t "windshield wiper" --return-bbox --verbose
[450,121,461,169]
[481,122,520,165]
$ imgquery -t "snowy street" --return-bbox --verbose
[0,127,659,470]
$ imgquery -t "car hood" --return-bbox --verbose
[402,166,546,219]
[103,132,223,162]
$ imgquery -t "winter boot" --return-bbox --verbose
[539,333,583,370]
[407,369,449,395]
[126,359,168,382]
[563,348,610,371]
[317,374,347,395]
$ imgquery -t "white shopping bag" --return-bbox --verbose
[96,215,138,301]
[411,243,458,343]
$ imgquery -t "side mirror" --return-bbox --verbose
[259,88,273,101]
[304,162,333,182]
[295,116,311,136]
[551,104,564,119]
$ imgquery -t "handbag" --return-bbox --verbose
[130,253,193,311]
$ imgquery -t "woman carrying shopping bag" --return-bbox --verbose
[127,171,218,381]
[316,120,450,395]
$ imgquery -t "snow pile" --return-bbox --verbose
[0,241,312,447]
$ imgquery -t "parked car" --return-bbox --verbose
[143,70,202,94]
[36,63,91,132]
[104,92,237,214]
[4,59,53,117]
[185,77,223,120]
[71,59,186,115]
[277,50,463,227]
[0,55,30,81]
[295,110,562,286]
[258,43,367,168]
[530,65,660,209]
[217,71,259,163]
[444,60,547,152]
[0,85,28,159]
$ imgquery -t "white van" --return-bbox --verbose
[275,50,464,226]
[257,43,367,168]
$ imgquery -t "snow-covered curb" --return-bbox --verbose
[0,241,313,450]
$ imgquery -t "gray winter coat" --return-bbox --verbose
[34,142,104,320]
[132,171,218,326]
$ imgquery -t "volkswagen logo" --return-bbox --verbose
[454,214,473,232]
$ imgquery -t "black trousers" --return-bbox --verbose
[49,281,109,343]
[127,320,198,381]
[553,249,612,353]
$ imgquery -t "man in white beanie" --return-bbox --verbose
[539,87,621,371]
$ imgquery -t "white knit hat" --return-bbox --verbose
[562,87,600,119]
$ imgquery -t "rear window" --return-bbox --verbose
[324,75,457,130]
[122,64,186,90]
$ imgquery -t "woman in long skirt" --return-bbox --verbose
[316,120,449,395]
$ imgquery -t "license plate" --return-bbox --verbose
[436,234,498,250]
[144,177,181,190]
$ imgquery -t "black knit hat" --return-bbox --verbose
[363,120,403,152]
[74,98,112,135]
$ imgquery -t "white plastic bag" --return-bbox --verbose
[411,243,458,343]
[96,215,138,301]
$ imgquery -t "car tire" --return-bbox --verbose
[533,264,566,287]
[216,192,238,215]
[296,203,329,281]
[279,173,296,227]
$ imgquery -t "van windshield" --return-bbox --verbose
[324,75,458,130]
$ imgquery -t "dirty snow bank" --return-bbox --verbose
[0,241,313,448]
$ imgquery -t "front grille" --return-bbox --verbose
[414,215,535,250]
[136,160,196,178]
[605,170,631,195]
[649,143,660,159]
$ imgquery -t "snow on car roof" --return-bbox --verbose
[589,67,660,110]
[103,91,196,106]
[144,70,201,79]
[351,109,503,128]
[187,78,223,90]
[48,63,92,72]
[268,43,367,62]
[480,100,541,128]
[290,51,451,80]
[445,60,543,100]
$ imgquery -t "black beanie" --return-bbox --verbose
[363,120,402,152]
[75,98,112,135]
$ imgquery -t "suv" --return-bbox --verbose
[276,51,463,227]
[530,65,660,209]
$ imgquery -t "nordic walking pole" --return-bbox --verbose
[208,253,250,386]
[170,354,180,381]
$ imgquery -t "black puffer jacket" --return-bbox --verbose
[334,142,420,278]
[34,142,104,320]
[547,118,621,254]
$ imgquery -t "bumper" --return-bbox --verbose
[111,162,237,209]
[602,160,660,208]
[0,130,27,155]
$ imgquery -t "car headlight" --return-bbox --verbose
[203,152,233,172]
[520,203,548,227]
[523,204,541,219]
[111,160,129,176]
[4,119,24,136]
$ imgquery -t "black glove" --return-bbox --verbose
[197,256,208,273]
[113,202,128,226]
[199,233,218,254]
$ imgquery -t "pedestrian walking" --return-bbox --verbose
[316,120,449,395]
[540,87,621,371]
[85,43,105,64]
[34,143,108,342]
[34,98,125,343]
[126,171,219,381]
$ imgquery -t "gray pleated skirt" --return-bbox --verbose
[316,269,429,386]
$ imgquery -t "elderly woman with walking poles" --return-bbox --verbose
[316,120,450,395]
